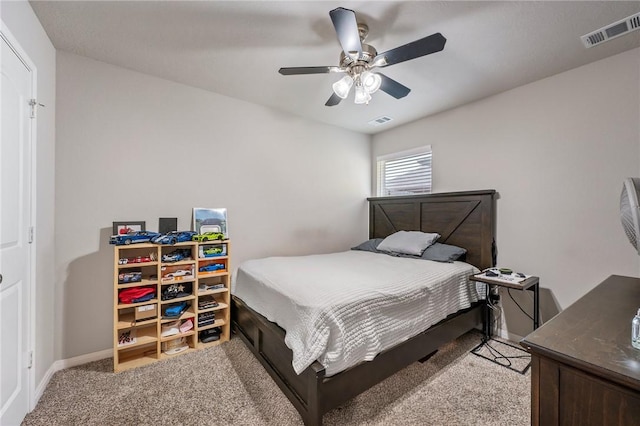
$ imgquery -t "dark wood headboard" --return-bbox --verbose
[367,190,496,270]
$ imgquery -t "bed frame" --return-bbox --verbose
[232,190,496,426]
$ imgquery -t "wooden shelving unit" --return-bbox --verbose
[113,239,231,372]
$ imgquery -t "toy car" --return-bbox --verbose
[198,263,225,273]
[201,247,224,257]
[152,231,197,245]
[164,269,193,279]
[162,249,192,263]
[192,232,225,242]
[118,271,142,284]
[110,231,161,245]
[118,253,157,264]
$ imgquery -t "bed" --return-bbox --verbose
[231,190,496,426]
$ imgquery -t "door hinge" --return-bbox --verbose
[29,99,45,119]
[27,351,33,369]
[28,226,34,244]
[29,99,37,119]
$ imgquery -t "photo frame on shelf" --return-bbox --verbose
[192,208,228,236]
[112,221,146,236]
[158,217,178,234]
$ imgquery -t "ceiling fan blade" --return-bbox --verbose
[373,33,446,67]
[329,7,362,59]
[325,93,342,107]
[378,73,411,99]
[279,66,344,76]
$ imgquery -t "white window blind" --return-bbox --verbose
[377,145,432,196]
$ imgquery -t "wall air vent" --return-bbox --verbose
[368,116,393,126]
[581,12,640,48]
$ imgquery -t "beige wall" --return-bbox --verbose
[373,48,640,338]
[1,0,57,397]
[55,51,371,359]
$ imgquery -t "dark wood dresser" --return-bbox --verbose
[520,275,640,425]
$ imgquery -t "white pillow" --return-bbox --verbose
[376,231,440,256]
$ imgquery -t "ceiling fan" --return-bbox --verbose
[278,7,447,106]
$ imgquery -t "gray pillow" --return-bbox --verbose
[351,238,384,253]
[352,238,466,263]
[421,243,467,263]
[376,231,440,256]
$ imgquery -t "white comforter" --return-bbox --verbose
[232,250,479,376]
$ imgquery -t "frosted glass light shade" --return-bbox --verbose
[332,75,354,99]
[361,71,381,94]
[354,85,372,104]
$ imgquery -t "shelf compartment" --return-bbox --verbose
[160,263,195,282]
[118,278,158,289]
[197,271,229,279]
[198,254,229,260]
[159,347,197,360]
[116,326,157,350]
[160,330,195,342]
[164,241,197,247]
[118,261,158,269]
[160,277,196,285]
[116,349,158,372]
[197,338,227,349]
[117,313,157,330]
[115,242,156,250]
[197,318,226,331]
[197,287,227,296]
[160,309,196,324]
[117,298,159,309]
[160,260,195,267]
[160,294,195,305]
[197,302,228,314]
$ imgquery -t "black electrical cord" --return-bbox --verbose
[508,288,534,321]
[482,340,531,368]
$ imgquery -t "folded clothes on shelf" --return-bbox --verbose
[163,301,190,319]
[119,286,155,304]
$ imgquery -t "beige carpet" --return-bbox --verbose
[23,331,530,425]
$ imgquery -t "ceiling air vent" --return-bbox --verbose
[368,116,393,126]
[581,12,640,48]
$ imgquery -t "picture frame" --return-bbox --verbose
[112,221,146,236]
[192,208,228,236]
[158,217,177,234]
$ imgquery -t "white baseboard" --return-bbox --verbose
[473,324,525,343]
[32,348,112,409]
[495,328,525,342]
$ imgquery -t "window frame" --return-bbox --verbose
[376,145,432,197]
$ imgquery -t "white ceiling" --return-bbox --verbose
[30,1,640,134]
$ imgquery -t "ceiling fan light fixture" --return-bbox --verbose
[354,84,371,104]
[361,71,381,94]
[332,75,354,99]
[278,7,447,107]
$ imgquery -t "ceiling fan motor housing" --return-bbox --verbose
[339,44,378,70]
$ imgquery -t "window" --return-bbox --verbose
[377,145,432,196]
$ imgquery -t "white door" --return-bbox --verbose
[0,31,33,426]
